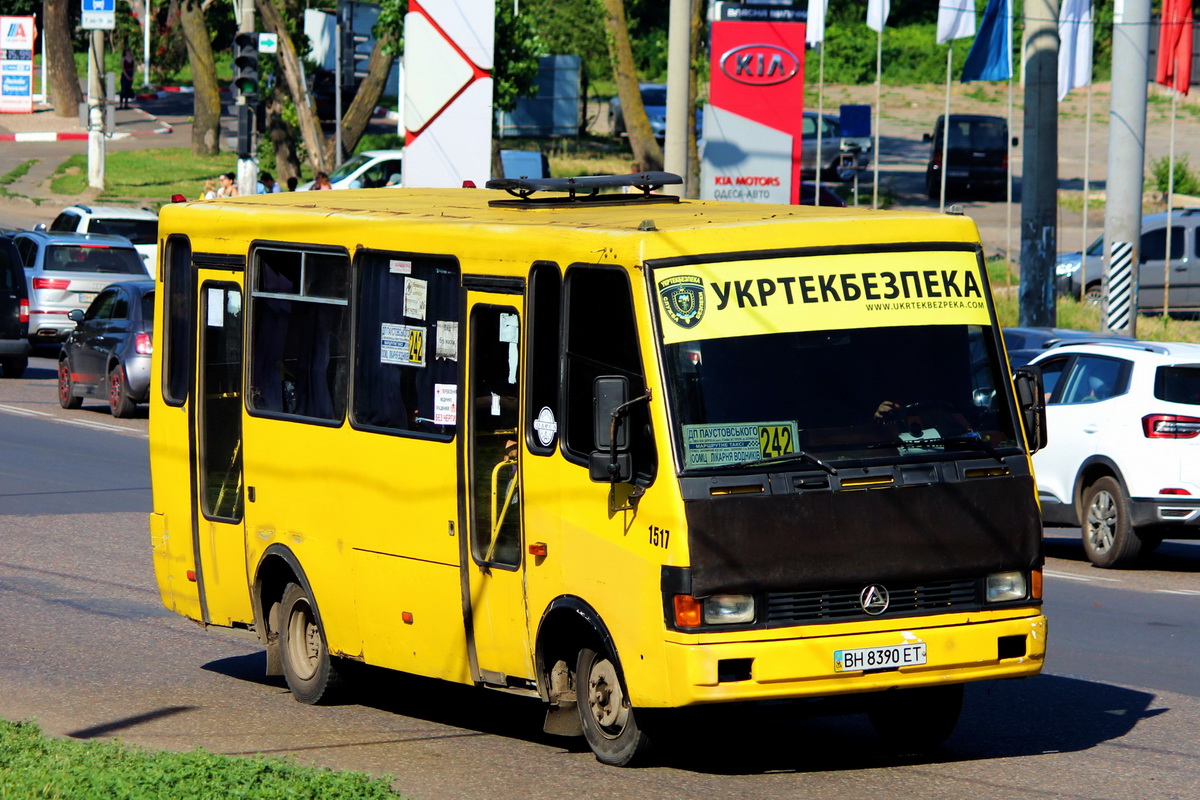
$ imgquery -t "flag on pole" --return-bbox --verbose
[807,0,827,46]
[866,0,890,33]
[1058,0,1094,102]
[1156,0,1194,96]
[938,0,976,44]
[961,0,1012,82]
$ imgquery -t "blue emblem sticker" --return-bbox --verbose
[658,275,706,329]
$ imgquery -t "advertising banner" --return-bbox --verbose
[0,16,35,114]
[702,3,806,205]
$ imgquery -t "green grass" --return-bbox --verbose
[0,718,405,800]
[991,290,1200,343]
[49,149,238,205]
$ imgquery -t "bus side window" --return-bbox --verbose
[562,265,656,482]
[352,251,460,438]
[162,235,194,406]
[248,247,349,422]
[526,262,561,455]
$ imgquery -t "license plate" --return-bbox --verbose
[78,292,97,304]
[834,642,926,673]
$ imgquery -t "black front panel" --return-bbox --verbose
[685,475,1041,596]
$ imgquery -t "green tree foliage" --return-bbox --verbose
[1152,153,1200,196]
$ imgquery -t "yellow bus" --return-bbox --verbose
[149,173,1048,766]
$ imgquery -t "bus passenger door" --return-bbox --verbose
[462,298,533,686]
[192,280,251,626]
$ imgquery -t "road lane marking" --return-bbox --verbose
[1154,589,1200,596]
[1043,569,1124,583]
[0,403,147,438]
[0,404,54,418]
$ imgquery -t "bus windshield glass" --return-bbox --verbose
[653,250,1020,471]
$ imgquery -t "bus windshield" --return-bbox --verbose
[653,251,1020,471]
[662,324,1019,470]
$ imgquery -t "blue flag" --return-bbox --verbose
[962,0,1012,82]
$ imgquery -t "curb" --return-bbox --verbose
[0,107,173,143]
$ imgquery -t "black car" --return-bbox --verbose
[0,236,30,378]
[58,280,155,417]
[925,114,1016,200]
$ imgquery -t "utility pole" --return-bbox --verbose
[663,0,690,196]
[1018,0,1058,327]
[1102,0,1150,336]
[86,29,106,190]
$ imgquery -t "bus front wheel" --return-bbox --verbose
[279,582,343,705]
[868,683,963,755]
[576,646,651,767]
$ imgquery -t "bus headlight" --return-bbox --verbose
[703,594,755,624]
[985,571,1027,602]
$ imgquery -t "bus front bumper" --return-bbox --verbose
[655,612,1046,707]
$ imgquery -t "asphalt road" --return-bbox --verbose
[2,353,1200,799]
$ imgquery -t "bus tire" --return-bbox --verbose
[279,581,343,705]
[1081,476,1142,568]
[576,646,651,767]
[868,683,963,755]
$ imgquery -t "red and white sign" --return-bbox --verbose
[1,16,35,114]
[702,5,806,204]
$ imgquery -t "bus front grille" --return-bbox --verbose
[765,579,980,625]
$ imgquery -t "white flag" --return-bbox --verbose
[1058,0,1094,101]
[937,0,977,44]
[867,0,890,33]
[807,0,827,46]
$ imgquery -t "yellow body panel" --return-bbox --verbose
[149,187,1042,714]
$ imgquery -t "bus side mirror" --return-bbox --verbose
[589,375,632,483]
[1013,366,1048,454]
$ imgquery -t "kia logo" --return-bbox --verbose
[719,44,800,86]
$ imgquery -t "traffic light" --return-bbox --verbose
[233,32,259,100]
[339,26,371,90]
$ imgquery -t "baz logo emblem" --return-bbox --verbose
[658,275,706,329]
[859,584,891,615]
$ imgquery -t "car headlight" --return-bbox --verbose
[703,594,755,624]
[986,571,1028,602]
[1055,259,1082,277]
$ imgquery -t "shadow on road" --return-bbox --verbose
[203,651,1163,773]
[1046,532,1200,574]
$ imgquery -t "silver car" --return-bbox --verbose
[801,111,872,182]
[11,231,149,343]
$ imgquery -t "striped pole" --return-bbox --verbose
[1105,240,1135,333]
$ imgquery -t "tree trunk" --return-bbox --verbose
[178,0,222,155]
[333,34,397,162]
[599,0,663,171]
[43,0,83,116]
[257,0,331,177]
[265,94,301,187]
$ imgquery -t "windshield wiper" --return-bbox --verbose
[732,450,838,475]
[897,432,1007,465]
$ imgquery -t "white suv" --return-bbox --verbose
[1031,341,1200,567]
[40,204,159,268]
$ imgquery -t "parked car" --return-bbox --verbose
[924,114,1015,200]
[0,236,30,378]
[1056,209,1200,313]
[11,231,149,344]
[58,280,155,418]
[801,111,872,182]
[608,82,704,140]
[39,204,159,268]
[1003,327,1134,368]
[1030,340,1200,567]
[798,181,847,207]
[295,149,405,191]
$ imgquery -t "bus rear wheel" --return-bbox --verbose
[868,683,963,755]
[279,582,343,705]
[576,646,651,767]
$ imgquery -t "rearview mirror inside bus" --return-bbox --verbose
[590,376,632,483]
[1012,366,1048,454]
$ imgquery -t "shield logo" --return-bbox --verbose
[658,275,706,329]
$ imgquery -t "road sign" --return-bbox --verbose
[259,33,279,54]
[81,0,115,31]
